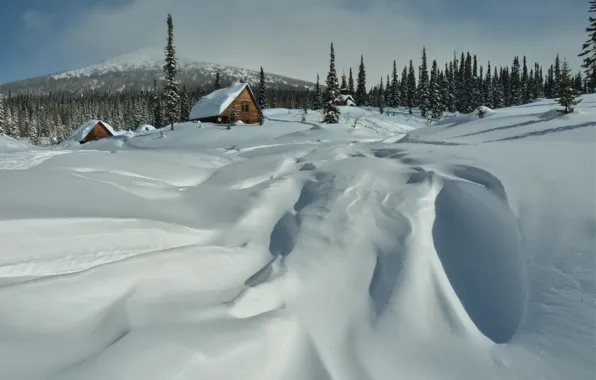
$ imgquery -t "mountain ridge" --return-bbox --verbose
[1,47,316,95]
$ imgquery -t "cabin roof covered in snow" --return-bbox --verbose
[135,124,156,133]
[67,120,116,142]
[189,83,252,120]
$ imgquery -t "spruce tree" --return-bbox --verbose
[214,72,222,90]
[429,60,443,120]
[554,54,561,97]
[522,56,530,103]
[406,60,417,114]
[258,67,268,109]
[384,75,391,108]
[484,61,493,108]
[400,66,408,107]
[151,79,163,128]
[558,59,582,113]
[179,85,190,122]
[509,56,522,105]
[390,60,400,108]
[418,47,430,117]
[163,13,180,130]
[445,63,456,112]
[579,0,596,92]
[348,67,355,94]
[0,90,5,135]
[378,77,385,114]
[356,55,367,106]
[492,67,505,109]
[322,43,340,123]
[313,74,323,110]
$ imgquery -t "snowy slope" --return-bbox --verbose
[0,100,594,380]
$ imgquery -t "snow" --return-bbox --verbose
[134,124,156,133]
[0,98,594,380]
[189,82,250,120]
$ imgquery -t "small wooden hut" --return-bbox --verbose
[69,120,116,144]
[189,83,263,124]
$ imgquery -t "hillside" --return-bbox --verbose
[0,48,316,95]
[0,100,594,380]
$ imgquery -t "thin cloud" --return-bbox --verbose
[22,9,53,30]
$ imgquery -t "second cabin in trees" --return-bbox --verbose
[189,83,263,125]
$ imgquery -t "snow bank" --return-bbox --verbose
[0,135,31,151]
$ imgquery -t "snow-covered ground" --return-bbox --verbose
[0,102,594,380]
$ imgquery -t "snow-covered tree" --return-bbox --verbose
[509,56,522,106]
[378,77,385,114]
[214,72,222,90]
[390,60,400,108]
[179,85,190,122]
[406,60,417,114]
[355,55,367,106]
[348,67,355,94]
[163,13,180,130]
[558,60,582,113]
[429,60,443,120]
[400,66,408,107]
[0,90,5,135]
[322,43,340,124]
[151,79,163,128]
[418,47,430,117]
[258,67,268,110]
[579,0,596,93]
[484,61,493,108]
[312,74,323,110]
[228,107,237,128]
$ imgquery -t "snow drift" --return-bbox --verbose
[0,100,594,380]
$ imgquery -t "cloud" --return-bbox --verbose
[36,0,586,83]
[22,9,53,29]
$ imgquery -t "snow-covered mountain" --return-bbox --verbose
[1,48,315,94]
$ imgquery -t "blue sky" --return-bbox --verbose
[0,0,589,84]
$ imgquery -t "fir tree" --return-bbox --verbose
[579,0,596,93]
[522,56,530,103]
[492,67,505,109]
[390,60,400,108]
[418,47,430,117]
[445,63,456,112]
[554,54,561,97]
[378,77,385,114]
[228,108,237,128]
[322,43,340,123]
[400,66,408,107]
[271,91,277,108]
[509,56,522,105]
[348,67,355,94]
[214,72,222,90]
[355,55,367,106]
[406,60,417,114]
[0,90,5,135]
[484,61,493,108]
[163,13,180,130]
[558,59,582,113]
[313,74,323,110]
[151,79,163,128]
[179,85,190,121]
[258,67,268,109]
[429,60,443,120]
[384,74,392,108]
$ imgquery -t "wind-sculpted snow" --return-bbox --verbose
[0,99,594,380]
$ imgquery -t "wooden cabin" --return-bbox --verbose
[335,94,356,107]
[69,120,115,144]
[189,83,263,124]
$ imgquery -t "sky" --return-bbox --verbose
[0,0,589,85]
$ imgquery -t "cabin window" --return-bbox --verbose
[241,102,250,113]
